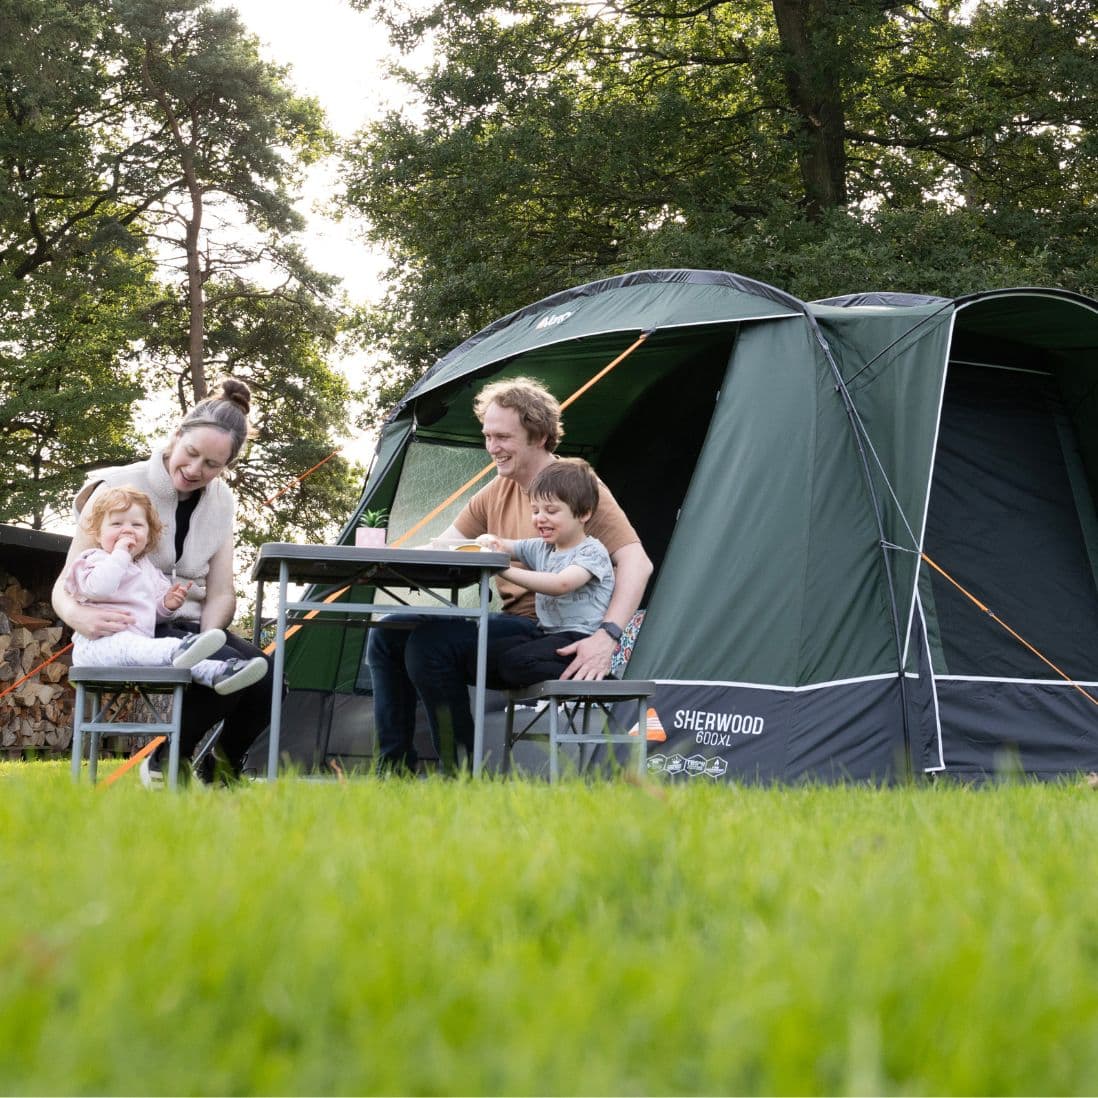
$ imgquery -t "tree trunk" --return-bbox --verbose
[181,128,207,402]
[771,0,848,218]
[141,41,208,402]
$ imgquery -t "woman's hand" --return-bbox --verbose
[66,602,136,640]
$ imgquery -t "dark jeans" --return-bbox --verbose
[485,628,588,688]
[154,621,274,772]
[366,612,540,772]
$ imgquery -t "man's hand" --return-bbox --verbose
[557,627,617,681]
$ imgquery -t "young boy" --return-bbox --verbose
[477,458,616,686]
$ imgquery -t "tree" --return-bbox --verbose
[341,0,1098,417]
[0,0,362,538]
[0,0,162,525]
[121,0,333,400]
[0,254,153,528]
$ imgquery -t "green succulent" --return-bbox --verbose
[359,507,390,527]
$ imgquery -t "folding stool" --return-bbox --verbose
[502,679,656,781]
[69,666,191,790]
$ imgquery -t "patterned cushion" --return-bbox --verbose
[609,609,646,678]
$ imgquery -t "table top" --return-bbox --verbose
[251,542,510,588]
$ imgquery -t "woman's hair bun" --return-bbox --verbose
[176,375,255,462]
[214,377,252,416]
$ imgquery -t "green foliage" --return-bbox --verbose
[0,0,359,535]
[342,0,1098,420]
[5,766,1098,1094]
[0,253,155,526]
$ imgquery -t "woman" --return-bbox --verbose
[53,378,273,785]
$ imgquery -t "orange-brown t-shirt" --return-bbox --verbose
[454,473,640,619]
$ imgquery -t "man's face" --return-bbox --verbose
[481,402,546,484]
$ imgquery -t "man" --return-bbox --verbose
[367,376,653,773]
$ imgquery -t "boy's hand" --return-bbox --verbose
[163,580,193,611]
[476,534,506,553]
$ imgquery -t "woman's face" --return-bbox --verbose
[164,426,235,496]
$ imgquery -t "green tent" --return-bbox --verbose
[279,270,1098,781]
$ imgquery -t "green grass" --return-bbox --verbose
[3,763,1098,1096]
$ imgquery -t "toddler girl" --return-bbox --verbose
[65,486,266,695]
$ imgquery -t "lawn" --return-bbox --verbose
[2,762,1098,1095]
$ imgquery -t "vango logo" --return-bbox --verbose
[535,310,574,331]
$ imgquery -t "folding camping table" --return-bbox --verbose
[251,543,510,780]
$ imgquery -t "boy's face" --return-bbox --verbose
[99,502,150,557]
[530,493,589,549]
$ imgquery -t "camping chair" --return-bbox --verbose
[502,678,656,781]
[502,609,653,780]
[69,667,190,790]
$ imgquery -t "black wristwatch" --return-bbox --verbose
[598,620,623,642]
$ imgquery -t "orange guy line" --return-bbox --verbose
[389,330,652,549]
[0,642,73,702]
[263,448,343,507]
[559,331,649,411]
[100,736,165,788]
[921,553,1098,708]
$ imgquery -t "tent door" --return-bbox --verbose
[922,362,1098,682]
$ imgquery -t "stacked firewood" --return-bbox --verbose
[0,572,73,754]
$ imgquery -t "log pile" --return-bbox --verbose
[0,571,73,755]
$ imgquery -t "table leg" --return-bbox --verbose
[471,568,491,776]
[252,576,264,647]
[266,560,289,781]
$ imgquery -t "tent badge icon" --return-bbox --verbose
[628,707,666,742]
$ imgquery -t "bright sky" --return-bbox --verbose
[221,0,400,302]
[216,0,422,469]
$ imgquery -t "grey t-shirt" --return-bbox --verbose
[512,535,615,635]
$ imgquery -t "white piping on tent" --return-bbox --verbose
[655,672,905,691]
[953,286,1098,319]
[404,269,811,404]
[915,585,946,771]
[935,675,1098,687]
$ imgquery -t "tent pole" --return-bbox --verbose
[812,327,915,780]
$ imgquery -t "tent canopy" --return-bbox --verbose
[292,272,1098,781]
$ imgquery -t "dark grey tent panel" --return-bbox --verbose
[915,289,1098,776]
[287,273,1098,783]
[923,364,1098,681]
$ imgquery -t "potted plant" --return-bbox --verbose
[355,507,389,548]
